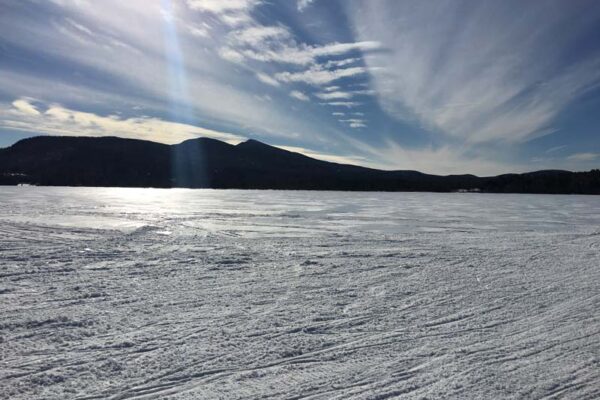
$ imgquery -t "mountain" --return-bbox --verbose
[0,136,598,193]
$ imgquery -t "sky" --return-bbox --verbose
[1,0,599,175]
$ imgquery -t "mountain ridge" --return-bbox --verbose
[0,135,598,194]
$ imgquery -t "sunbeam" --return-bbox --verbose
[161,0,208,187]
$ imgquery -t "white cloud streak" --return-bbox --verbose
[276,144,367,165]
[11,99,41,116]
[315,91,353,100]
[185,0,258,13]
[297,0,316,12]
[221,35,380,66]
[340,118,367,128]
[315,88,374,100]
[349,122,366,128]
[323,57,360,69]
[275,66,367,85]
[289,90,310,101]
[2,99,244,145]
[255,72,280,87]
[566,152,599,161]
[322,101,361,108]
[185,0,259,26]
[353,138,529,176]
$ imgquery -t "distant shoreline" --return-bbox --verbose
[2,184,598,196]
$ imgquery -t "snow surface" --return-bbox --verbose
[0,187,599,399]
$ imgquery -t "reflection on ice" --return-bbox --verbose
[0,187,597,236]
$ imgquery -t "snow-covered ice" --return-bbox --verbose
[0,187,599,399]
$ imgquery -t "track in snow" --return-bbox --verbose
[1,187,599,399]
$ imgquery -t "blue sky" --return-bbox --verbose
[1,0,599,175]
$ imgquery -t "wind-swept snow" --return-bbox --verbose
[0,188,598,399]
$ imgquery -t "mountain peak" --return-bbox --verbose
[177,137,228,146]
[237,138,270,148]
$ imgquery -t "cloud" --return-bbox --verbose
[351,89,375,96]
[289,90,309,101]
[310,41,380,59]
[218,47,245,63]
[185,0,258,13]
[545,145,567,154]
[297,0,315,12]
[323,57,360,69]
[2,99,244,145]
[354,139,528,176]
[187,23,211,38]
[220,22,380,66]
[566,152,599,161]
[275,66,367,85]
[315,91,353,100]
[349,1,600,143]
[276,144,367,165]
[180,3,380,122]
[340,118,367,129]
[219,13,253,26]
[185,0,259,26]
[349,122,366,128]
[222,41,379,66]
[314,89,374,100]
[229,25,290,46]
[12,99,41,116]
[63,17,93,36]
[255,72,280,87]
[322,101,361,108]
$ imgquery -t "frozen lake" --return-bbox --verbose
[1,187,599,399]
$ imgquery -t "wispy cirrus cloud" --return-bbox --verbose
[276,144,367,165]
[567,152,599,161]
[315,91,353,100]
[255,72,280,87]
[322,101,361,108]
[350,138,530,176]
[275,66,368,86]
[315,89,374,100]
[297,0,316,12]
[348,0,600,143]
[185,0,258,13]
[545,145,568,154]
[349,122,366,129]
[184,0,259,26]
[220,25,380,67]
[289,90,310,101]
[340,118,367,129]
